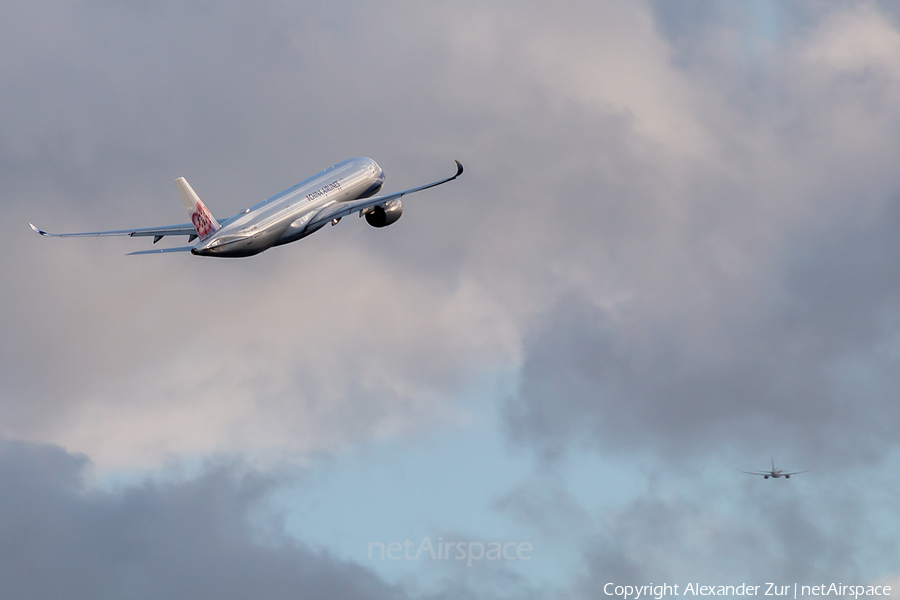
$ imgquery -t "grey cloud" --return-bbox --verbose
[0,438,564,600]
[494,480,592,542]
[505,190,900,463]
[501,3,900,468]
[0,438,409,600]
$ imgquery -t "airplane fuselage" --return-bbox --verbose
[192,157,384,257]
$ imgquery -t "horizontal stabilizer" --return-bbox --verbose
[127,246,195,255]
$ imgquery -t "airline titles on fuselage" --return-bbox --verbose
[306,181,342,202]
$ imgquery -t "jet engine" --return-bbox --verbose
[364,199,403,228]
[784,475,790,479]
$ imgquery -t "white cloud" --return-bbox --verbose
[802,5,900,77]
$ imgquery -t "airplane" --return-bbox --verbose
[30,157,463,258]
[740,459,808,479]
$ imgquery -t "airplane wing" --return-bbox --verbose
[30,216,234,244]
[31,222,195,239]
[738,471,771,476]
[306,160,463,229]
[781,470,809,475]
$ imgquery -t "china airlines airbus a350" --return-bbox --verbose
[30,157,463,257]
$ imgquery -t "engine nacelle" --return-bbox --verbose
[364,199,403,228]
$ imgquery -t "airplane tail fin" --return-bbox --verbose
[176,177,220,240]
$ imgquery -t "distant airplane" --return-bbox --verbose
[30,157,463,257]
[740,459,807,479]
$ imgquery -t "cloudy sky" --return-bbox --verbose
[3,0,900,597]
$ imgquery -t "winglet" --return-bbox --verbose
[29,223,49,236]
[453,160,464,179]
[175,177,220,240]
